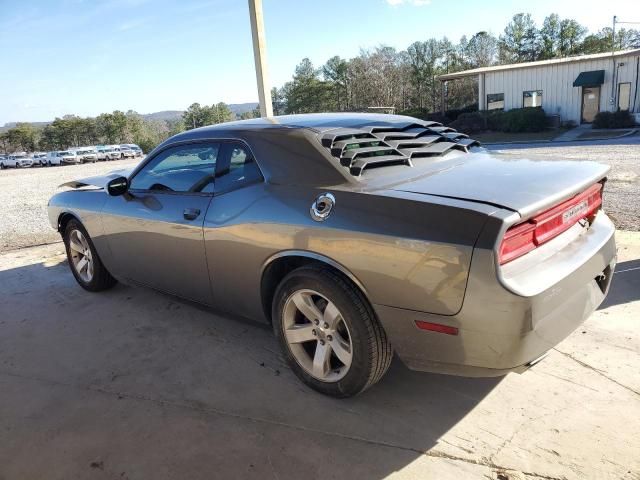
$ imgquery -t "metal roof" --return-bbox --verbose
[438,48,640,81]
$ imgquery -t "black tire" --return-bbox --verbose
[272,265,393,398]
[63,219,117,292]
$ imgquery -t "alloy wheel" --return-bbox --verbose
[68,229,94,282]
[282,289,353,382]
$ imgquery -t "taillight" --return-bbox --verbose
[499,183,603,265]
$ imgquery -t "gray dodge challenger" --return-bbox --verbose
[48,113,616,397]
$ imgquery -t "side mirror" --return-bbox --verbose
[107,176,129,196]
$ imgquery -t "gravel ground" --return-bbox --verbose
[0,138,638,251]
[0,159,141,251]
[489,136,640,231]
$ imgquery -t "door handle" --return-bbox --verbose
[183,208,201,220]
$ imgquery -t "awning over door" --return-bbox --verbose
[573,70,605,87]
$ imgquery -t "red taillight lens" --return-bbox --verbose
[499,183,603,265]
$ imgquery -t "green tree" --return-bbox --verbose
[182,103,208,130]
[7,123,37,151]
[284,58,333,114]
[209,102,234,124]
[322,56,350,110]
[465,31,498,67]
[499,13,540,63]
[539,14,561,59]
[558,19,587,56]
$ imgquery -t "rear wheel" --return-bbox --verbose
[273,265,393,398]
[63,220,117,292]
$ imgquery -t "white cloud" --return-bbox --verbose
[385,0,431,5]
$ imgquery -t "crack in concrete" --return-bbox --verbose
[553,348,640,397]
[535,370,599,393]
[0,369,566,480]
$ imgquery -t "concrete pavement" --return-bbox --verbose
[0,233,638,480]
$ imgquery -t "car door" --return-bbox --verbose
[203,141,266,319]
[101,141,219,304]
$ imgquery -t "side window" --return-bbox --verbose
[130,143,219,193]
[215,142,263,193]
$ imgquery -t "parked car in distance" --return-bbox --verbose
[95,147,110,161]
[117,145,136,159]
[48,113,616,398]
[46,151,63,166]
[5,153,34,168]
[122,144,143,157]
[47,150,80,165]
[102,146,120,160]
[32,153,48,166]
[75,149,98,163]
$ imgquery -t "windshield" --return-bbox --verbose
[58,151,72,156]
[14,155,28,159]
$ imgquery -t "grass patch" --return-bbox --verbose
[473,129,565,144]
[577,129,636,140]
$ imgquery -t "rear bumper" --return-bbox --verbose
[374,211,616,377]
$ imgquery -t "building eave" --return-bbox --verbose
[438,48,640,81]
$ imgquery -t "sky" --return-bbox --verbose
[0,0,636,124]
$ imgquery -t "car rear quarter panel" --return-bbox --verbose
[203,183,497,322]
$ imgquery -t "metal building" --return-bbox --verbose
[438,48,640,125]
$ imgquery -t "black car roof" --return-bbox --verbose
[182,113,435,133]
[161,113,480,186]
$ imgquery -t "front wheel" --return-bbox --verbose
[63,220,117,292]
[273,265,393,398]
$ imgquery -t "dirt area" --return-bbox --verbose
[1,139,639,252]
[0,158,140,251]
[0,233,638,479]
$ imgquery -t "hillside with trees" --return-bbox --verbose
[273,13,639,116]
[1,12,638,154]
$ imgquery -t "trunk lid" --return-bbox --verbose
[393,152,609,219]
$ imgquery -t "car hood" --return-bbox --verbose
[59,168,134,189]
[392,151,610,219]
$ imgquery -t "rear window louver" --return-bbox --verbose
[320,121,480,177]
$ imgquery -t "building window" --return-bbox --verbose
[523,90,543,108]
[618,83,631,111]
[487,93,504,110]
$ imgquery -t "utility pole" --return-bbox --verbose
[611,16,617,105]
[248,0,273,117]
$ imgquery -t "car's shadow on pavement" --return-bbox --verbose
[0,250,506,479]
[599,259,640,309]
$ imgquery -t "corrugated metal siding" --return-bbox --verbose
[482,54,640,123]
